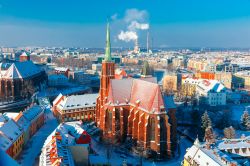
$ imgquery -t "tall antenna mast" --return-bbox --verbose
[147,31,149,54]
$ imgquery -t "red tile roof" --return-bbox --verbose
[107,78,165,114]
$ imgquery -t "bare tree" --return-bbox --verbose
[22,80,35,99]
[224,126,235,139]
[241,111,250,130]
[204,126,215,143]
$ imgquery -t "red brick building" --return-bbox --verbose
[0,60,47,101]
[96,23,176,158]
[19,52,30,62]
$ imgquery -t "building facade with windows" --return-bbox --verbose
[0,115,24,159]
[52,93,98,122]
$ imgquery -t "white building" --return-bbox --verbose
[183,78,227,106]
[196,79,226,106]
[184,138,239,166]
[92,63,102,71]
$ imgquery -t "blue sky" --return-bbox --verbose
[0,0,250,48]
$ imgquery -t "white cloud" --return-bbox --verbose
[124,8,148,23]
[118,31,138,42]
[114,8,149,43]
[128,21,149,31]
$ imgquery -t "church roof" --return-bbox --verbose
[1,61,42,79]
[3,64,22,79]
[107,78,169,114]
[20,52,29,57]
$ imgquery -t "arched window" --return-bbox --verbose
[106,109,112,131]
[150,117,155,141]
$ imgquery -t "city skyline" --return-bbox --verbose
[0,0,250,48]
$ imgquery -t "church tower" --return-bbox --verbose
[100,22,115,104]
[96,22,115,129]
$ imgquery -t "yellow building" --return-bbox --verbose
[172,57,184,68]
[12,133,24,158]
[181,78,198,97]
[163,75,178,93]
[233,71,250,89]
[187,59,208,72]
[215,72,232,89]
[0,117,24,159]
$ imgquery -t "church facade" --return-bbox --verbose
[0,56,47,101]
[96,23,176,158]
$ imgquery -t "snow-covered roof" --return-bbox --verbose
[107,78,171,114]
[198,79,226,93]
[57,122,85,141]
[23,105,44,122]
[40,122,89,166]
[40,133,75,166]
[0,132,12,151]
[217,136,250,157]
[15,114,30,131]
[52,93,63,106]
[184,78,226,93]
[184,144,238,166]
[0,114,8,123]
[43,121,87,146]
[55,93,98,111]
[54,67,69,72]
[1,61,42,79]
[3,112,19,120]
[20,52,29,57]
[0,117,23,143]
[48,74,68,81]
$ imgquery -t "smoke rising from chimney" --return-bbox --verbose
[118,31,138,42]
[116,9,149,43]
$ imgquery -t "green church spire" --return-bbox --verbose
[104,22,112,61]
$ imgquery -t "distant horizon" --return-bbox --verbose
[1,46,250,51]
[0,1,249,48]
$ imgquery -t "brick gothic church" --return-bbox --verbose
[96,23,176,158]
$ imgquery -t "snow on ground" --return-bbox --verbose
[235,130,250,138]
[17,108,58,166]
[90,130,192,166]
[143,137,192,166]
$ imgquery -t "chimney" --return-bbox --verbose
[147,31,149,54]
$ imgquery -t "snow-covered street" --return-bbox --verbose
[17,109,58,166]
